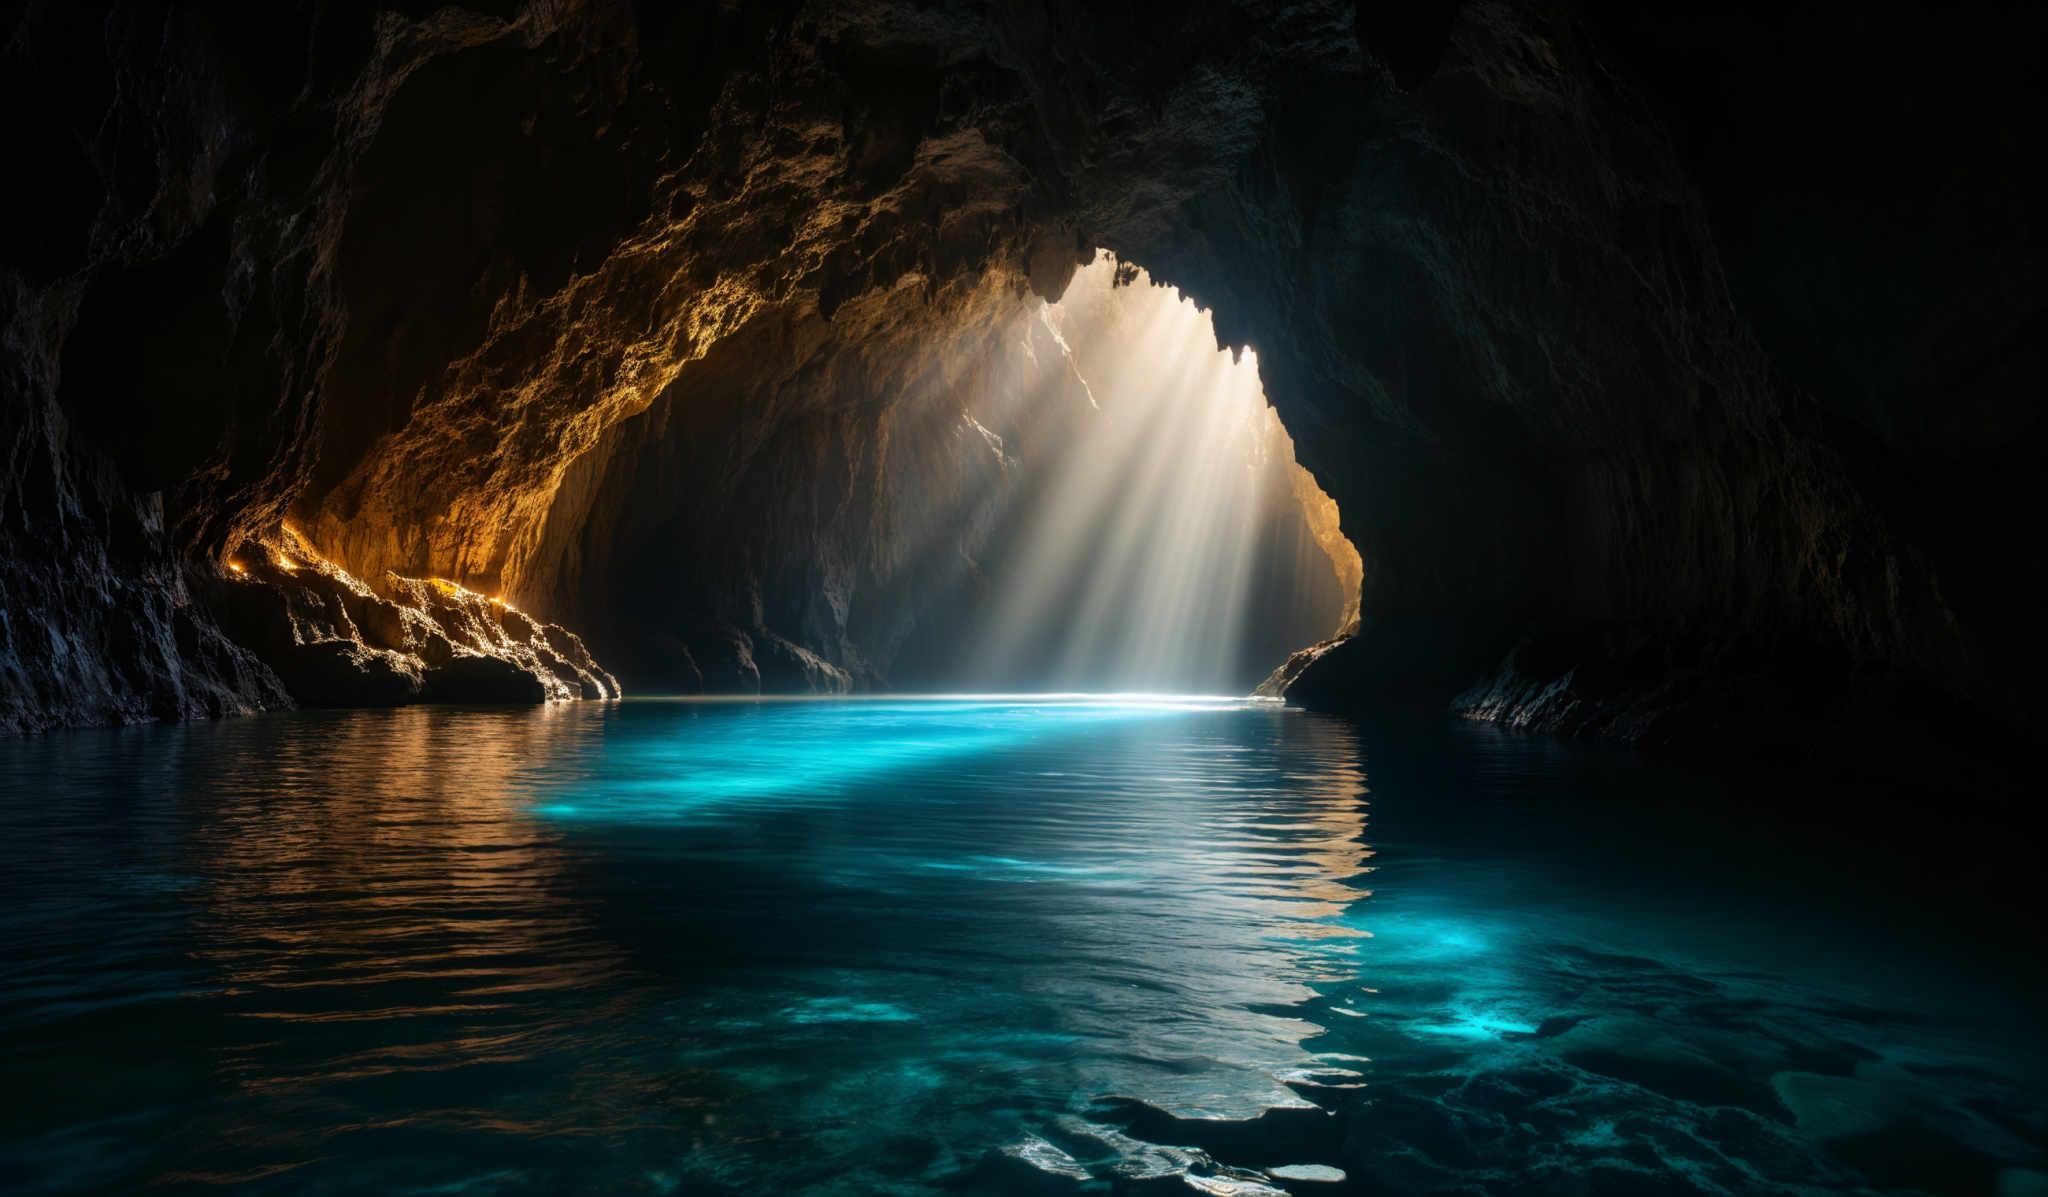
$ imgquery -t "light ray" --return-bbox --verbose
[957,254,1357,693]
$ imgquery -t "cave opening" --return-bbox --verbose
[530,251,1363,699]
[893,252,1363,696]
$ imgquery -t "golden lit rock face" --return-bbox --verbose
[214,528,619,708]
[1289,465,1364,635]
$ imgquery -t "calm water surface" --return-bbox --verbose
[0,698,2040,1195]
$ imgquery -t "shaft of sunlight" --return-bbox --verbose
[966,256,1319,693]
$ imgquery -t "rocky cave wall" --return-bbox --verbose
[2,0,2038,757]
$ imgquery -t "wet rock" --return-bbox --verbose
[352,595,415,655]
[202,529,618,709]
[416,631,456,668]
[424,654,549,705]
[272,641,424,708]
[498,608,536,644]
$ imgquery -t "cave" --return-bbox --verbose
[0,2,2040,1193]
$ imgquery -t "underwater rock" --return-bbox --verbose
[1770,1071,1912,1141]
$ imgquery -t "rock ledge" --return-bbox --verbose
[210,528,619,709]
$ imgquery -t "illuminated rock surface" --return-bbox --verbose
[209,528,618,708]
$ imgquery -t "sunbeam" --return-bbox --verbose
[957,254,1356,694]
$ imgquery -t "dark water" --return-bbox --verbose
[0,698,2039,1196]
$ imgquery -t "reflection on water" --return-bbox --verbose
[0,700,2040,1195]
[0,706,632,1192]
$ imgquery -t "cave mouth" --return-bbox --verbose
[219,247,1361,706]
[519,250,1364,700]
[896,253,1363,696]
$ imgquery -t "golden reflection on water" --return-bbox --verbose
[1192,713,1373,942]
[179,705,631,1105]
[1263,718,1375,935]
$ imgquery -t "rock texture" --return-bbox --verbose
[1,1,2038,756]
[209,528,618,709]
[0,416,289,733]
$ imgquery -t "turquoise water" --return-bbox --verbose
[0,698,2039,1195]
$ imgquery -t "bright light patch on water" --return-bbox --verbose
[532,695,1264,821]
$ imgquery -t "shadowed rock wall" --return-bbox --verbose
[2,0,2037,756]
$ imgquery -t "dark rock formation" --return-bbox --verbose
[0,0,2037,760]
[0,427,289,733]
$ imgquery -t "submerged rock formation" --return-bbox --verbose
[0,1,2037,763]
